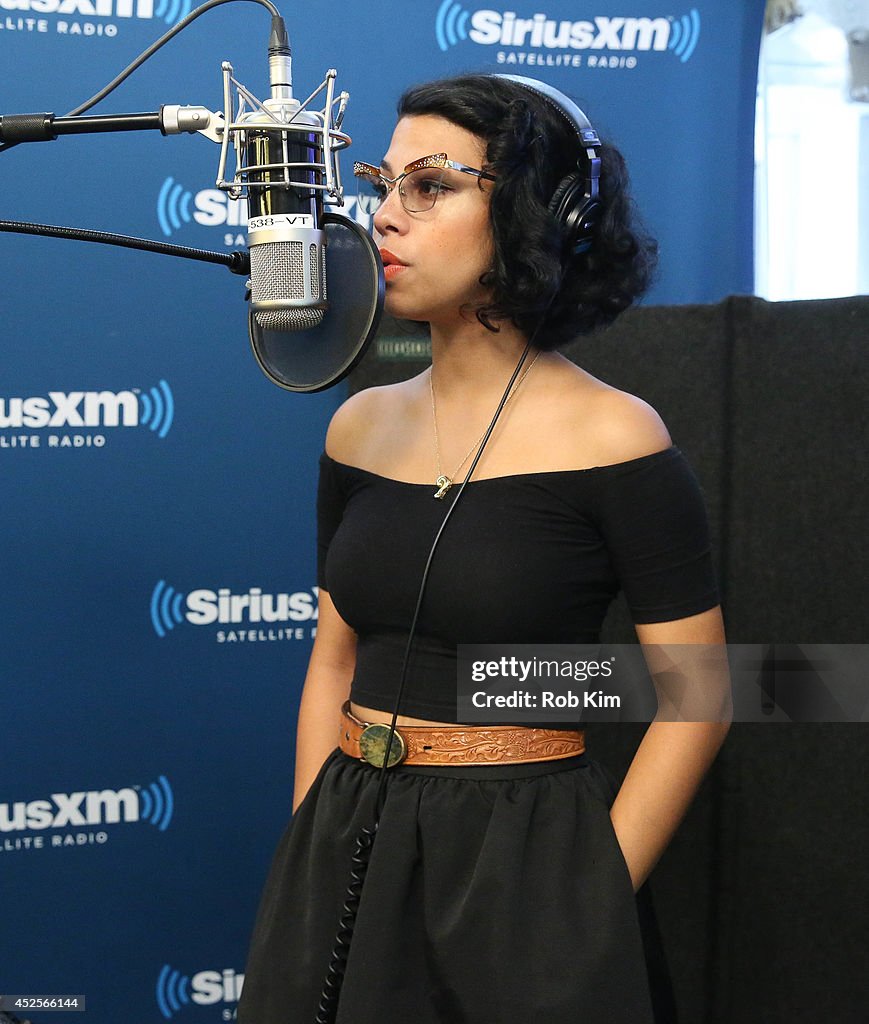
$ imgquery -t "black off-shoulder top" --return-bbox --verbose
[317,445,720,724]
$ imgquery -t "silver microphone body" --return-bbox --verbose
[246,106,327,331]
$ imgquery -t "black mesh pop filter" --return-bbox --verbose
[248,212,384,392]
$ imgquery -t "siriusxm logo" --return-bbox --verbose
[0,0,193,25]
[157,177,249,238]
[156,965,243,1019]
[434,3,702,62]
[0,381,174,437]
[158,177,376,239]
[0,776,173,833]
[150,581,319,638]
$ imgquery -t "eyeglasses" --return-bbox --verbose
[353,153,495,213]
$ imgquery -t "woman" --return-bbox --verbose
[238,73,731,1024]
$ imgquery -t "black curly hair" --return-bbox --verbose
[396,74,658,350]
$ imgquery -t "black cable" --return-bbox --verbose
[314,333,541,1024]
[0,219,250,274]
[66,0,280,117]
[368,339,535,821]
[0,0,280,155]
[315,821,379,1019]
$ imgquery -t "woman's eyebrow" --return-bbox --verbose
[380,158,394,173]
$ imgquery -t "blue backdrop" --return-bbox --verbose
[1,3,763,1020]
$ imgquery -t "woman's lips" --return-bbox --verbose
[379,249,408,281]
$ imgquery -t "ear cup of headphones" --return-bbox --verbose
[549,172,602,255]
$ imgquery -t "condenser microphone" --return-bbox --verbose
[245,17,327,331]
[245,117,327,330]
[236,18,384,391]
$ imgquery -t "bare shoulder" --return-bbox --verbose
[324,376,422,466]
[540,356,673,466]
[588,385,673,461]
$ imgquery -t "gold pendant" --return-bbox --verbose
[434,474,452,499]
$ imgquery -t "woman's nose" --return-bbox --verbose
[372,184,405,235]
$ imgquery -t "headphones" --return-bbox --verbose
[495,74,602,255]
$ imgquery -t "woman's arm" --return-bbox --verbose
[292,387,374,815]
[292,589,358,814]
[608,604,732,892]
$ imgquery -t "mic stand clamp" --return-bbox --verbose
[160,105,226,143]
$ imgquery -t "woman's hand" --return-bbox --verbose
[609,605,732,891]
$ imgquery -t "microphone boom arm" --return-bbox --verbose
[0,106,225,145]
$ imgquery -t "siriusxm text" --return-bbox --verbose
[1,391,137,429]
[469,11,671,50]
[1,789,138,832]
[0,0,154,16]
[186,588,318,625]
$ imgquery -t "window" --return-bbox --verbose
[755,4,869,299]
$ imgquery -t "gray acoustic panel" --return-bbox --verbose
[564,303,730,1022]
[725,295,869,643]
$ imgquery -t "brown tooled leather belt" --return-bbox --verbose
[339,700,586,768]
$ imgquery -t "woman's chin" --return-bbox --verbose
[384,294,430,322]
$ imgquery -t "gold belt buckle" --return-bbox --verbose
[358,722,407,768]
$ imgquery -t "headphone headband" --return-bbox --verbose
[496,74,601,148]
[493,74,602,255]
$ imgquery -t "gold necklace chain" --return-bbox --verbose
[429,351,542,500]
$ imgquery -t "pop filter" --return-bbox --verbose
[248,212,384,392]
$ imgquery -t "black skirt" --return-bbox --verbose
[237,745,677,1024]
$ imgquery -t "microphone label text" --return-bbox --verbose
[248,214,315,232]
